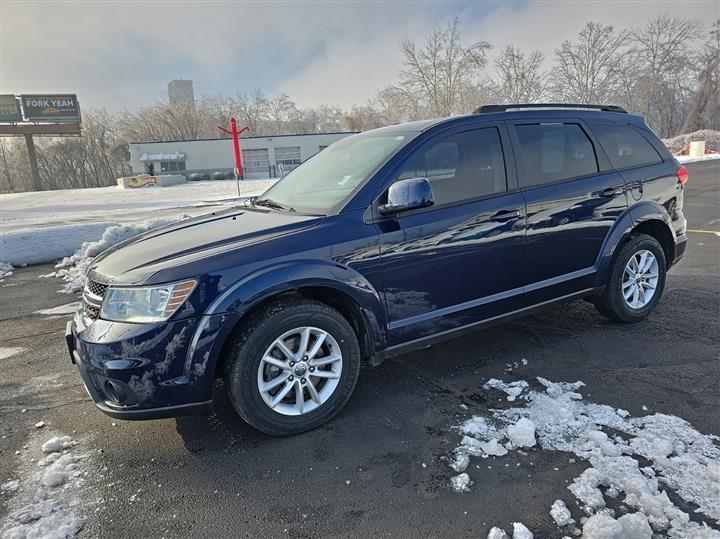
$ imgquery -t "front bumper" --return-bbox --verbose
[66,312,232,420]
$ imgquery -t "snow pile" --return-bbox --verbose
[1,434,86,539]
[41,436,75,453]
[663,130,720,153]
[49,216,187,293]
[487,523,534,539]
[0,261,13,279]
[449,377,720,538]
[484,378,528,401]
[1,222,116,266]
[511,523,533,539]
[450,472,472,493]
[581,512,653,538]
[550,499,574,526]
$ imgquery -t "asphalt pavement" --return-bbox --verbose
[1,160,718,538]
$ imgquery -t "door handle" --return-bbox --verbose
[598,187,624,198]
[490,209,522,222]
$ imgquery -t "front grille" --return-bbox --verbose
[82,279,107,321]
[87,280,108,298]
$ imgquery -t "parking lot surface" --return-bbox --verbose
[1,161,718,537]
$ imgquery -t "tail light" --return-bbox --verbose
[676,165,688,187]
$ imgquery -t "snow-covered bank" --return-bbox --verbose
[449,377,720,538]
[0,179,273,275]
[0,179,274,231]
[1,222,115,266]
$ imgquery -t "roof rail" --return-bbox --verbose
[474,103,627,114]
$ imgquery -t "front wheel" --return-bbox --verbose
[594,233,667,323]
[225,300,361,435]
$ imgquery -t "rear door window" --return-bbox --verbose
[591,124,663,169]
[515,123,599,187]
[397,127,507,205]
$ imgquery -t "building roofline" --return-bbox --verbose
[129,131,359,146]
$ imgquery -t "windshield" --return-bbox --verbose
[255,132,412,214]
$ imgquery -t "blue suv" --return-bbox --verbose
[66,104,688,435]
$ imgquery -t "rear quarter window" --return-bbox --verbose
[591,124,663,169]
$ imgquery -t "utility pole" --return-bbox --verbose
[24,133,42,191]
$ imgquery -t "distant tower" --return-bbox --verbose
[167,79,194,107]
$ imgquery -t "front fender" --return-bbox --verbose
[594,201,676,287]
[183,260,388,392]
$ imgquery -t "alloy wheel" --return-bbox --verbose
[622,249,659,309]
[257,326,343,416]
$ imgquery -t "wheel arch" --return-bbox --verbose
[203,261,388,381]
[595,202,676,287]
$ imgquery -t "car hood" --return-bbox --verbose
[87,207,324,285]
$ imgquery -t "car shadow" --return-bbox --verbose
[174,380,269,453]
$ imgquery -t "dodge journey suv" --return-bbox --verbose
[67,104,688,435]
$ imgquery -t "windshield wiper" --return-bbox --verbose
[253,198,296,212]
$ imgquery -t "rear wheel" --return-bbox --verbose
[594,233,667,323]
[225,299,361,435]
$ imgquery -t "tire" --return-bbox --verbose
[225,299,361,436]
[593,233,667,323]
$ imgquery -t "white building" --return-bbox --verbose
[128,132,356,180]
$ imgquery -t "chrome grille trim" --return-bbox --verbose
[82,279,108,321]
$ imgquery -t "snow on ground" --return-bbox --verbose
[449,377,720,538]
[0,433,91,539]
[0,179,274,231]
[0,347,26,360]
[676,153,720,164]
[34,302,81,316]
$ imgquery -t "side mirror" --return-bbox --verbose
[379,178,435,216]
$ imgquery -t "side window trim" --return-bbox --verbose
[369,123,518,221]
[507,118,608,191]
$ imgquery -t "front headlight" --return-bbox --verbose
[100,280,197,323]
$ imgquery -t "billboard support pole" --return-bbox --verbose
[24,134,41,191]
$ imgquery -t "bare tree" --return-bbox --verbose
[632,14,703,122]
[492,45,550,103]
[394,18,491,117]
[367,87,412,125]
[235,90,270,135]
[682,20,720,132]
[553,22,631,103]
[0,139,29,192]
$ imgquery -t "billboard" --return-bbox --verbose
[21,94,80,122]
[0,95,21,122]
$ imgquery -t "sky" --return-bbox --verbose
[1,1,717,112]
